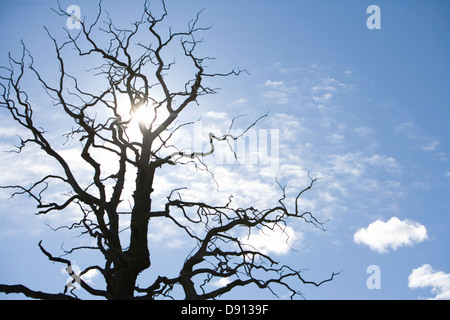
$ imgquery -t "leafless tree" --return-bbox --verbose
[0,1,336,300]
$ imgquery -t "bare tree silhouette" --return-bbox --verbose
[0,1,336,300]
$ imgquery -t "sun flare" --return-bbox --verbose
[132,105,154,128]
[115,94,155,142]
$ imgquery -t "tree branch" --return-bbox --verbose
[0,284,78,300]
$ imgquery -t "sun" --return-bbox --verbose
[132,104,154,130]
[115,94,155,142]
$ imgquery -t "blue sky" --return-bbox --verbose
[1,0,450,300]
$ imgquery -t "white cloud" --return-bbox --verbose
[313,92,333,101]
[394,122,442,154]
[422,140,440,152]
[263,90,289,105]
[0,126,28,139]
[148,218,187,249]
[353,217,427,253]
[364,154,399,172]
[354,126,374,137]
[328,153,365,177]
[82,268,101,285]
[211,277,232,288]
[312,85,337,92]
[262,80,298,105]
[408,264,450,300]
[394,121,415,136]
[60,263,100,288]
[328,153,400,177]
[231,98,248,105]
[273,63,300,74]
[211,167,281,209]
[265,80,284,88]
[328,133,345,144]
[240,223,299,256]
[204,111,228,120]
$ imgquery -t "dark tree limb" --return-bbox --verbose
[0,284,78,300]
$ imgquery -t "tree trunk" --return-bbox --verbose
[109,137,154,299]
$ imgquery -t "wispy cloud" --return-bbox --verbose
[422,140,440,152]
[204,111,229,120]
[313,92,333,101]
[353,126,374,137]
[394,121,415,136]
[264,80,284,88]
[273,62,300,74]
[263,79,298,105]
[394,121,441,153]
[263,90,290,105]
[328,152,400,177]
[343,70,352,75]
[148,218,188,249]
[312,85,338,92]
[231,98,248,106]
